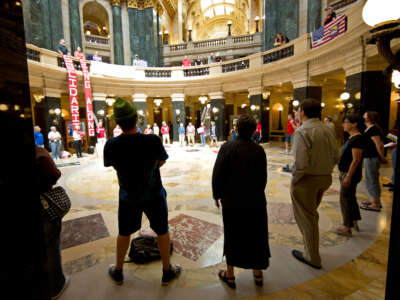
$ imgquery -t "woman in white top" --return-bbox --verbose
[72,125,84,158]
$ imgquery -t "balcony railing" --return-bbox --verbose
[330,0,358,11]
[183,67,210,77]
[233,35,253,44]
[170,44,187,51]
[85,34,109,45]
[145,69,172,78]
[222,59,249,73]
[57,56,90,71]
[194,38,226,49]
[26,48,40,62]
[263,45,294,64]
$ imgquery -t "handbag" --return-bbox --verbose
[40,186,71,220]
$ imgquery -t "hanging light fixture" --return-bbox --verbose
[199,96,208,104]
[340,92,350,100]
[292,100,300,107]
[154,99,163,106]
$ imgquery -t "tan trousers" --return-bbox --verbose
[187,133,195,145]
[290,174,332,267]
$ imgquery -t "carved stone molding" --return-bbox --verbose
[127,0,157,10]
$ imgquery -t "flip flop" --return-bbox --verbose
[360,204,381,212]
[218,270,236,289]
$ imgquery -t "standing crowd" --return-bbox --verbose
[36,97,397,298]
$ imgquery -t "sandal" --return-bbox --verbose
[361,201,382,209]
[353,222,360,232]
[360,203,381,212]
[333,227,352,237]
[253,271,263,286]
[218,270,236,289]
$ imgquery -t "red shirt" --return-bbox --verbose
[97,127,105,138]
[182,59,191,67]
[144,128,153,134]
[286,120,295,134]
[254,123,262,134]
[161,125,169,134]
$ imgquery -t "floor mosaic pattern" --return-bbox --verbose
[56,142,394,299]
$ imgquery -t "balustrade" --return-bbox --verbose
[222,59,249,73]
[169,44,187,51]
[233,35,253,44]
[145,69,172,78]
[330,0,358,11]
[263,45,294,64]
[183,67,210,77]
[26,48,40,62]
[57,56,90,71]
[194,38,226,49]
[85,35,109,45]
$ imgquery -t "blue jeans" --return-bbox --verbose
[364,157,381,198]
[392,148,397,184]
[50,141,60,159]
[43,217,66,298]
[200,134,206,146]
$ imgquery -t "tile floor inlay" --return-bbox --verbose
[169,213,223,261]
[61,213,110,249]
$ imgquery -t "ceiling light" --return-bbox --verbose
[292,100,299,107]
[340,92,350,100]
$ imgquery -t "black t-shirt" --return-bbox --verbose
[338,134,364,182]
[104,133,168,202]
[57,44,68,55]
[324,12,337,25]
[363,125,382,158]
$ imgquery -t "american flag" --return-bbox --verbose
[311,15,347,49]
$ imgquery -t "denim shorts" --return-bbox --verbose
[118,187,169,236]
[285,134,292,143]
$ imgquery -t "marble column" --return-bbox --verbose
[308,0,322,33]
[69,0,82,53]
[132,94,147,133]
[345,71,391,133]
[127,5,159,66]
[48,0,64,51]
[40,0,52,50]
[263,0,299,50]
[249,87,269,142]
[171,94,186,142]
[111,1,124,65]
[209,92,225,141]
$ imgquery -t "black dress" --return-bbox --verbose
[212,137,270,269]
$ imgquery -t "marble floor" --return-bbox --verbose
[56,142,394,299]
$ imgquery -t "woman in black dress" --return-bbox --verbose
[212,115,270,289]
[335,114,364,237]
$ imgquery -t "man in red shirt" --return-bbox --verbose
[182,56,191,67]
[252,119,262,143]
[161,121,170,145]
[285,112,298,154]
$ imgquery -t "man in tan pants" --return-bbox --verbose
[291,99,339,269]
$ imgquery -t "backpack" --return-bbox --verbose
[127,236,173,264]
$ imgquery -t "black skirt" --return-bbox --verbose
[222,205,270,270]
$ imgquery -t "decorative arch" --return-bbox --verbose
[82,1,109,36]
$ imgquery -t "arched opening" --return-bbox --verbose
[83,2,109,37]
[82,1,111,63]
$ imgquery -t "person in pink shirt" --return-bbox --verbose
[96,121,107,157]
[182,56,191,67]
[186,122,196,146]
[74,46,84,60]
[161,121,170,144]
[144,124,153,134]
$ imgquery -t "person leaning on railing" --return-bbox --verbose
[324,6,337,25]
[74,46,84,60]
[57,39,69,55]
[182,55,191,67]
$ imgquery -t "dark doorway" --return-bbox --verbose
[153,108,163,126]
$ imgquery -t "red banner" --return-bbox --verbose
[63,55,80,126]
[79,59,95,137]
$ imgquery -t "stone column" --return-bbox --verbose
[111,1,124,65]
[263,0,299,50]
[209,92,225,141]
[345,71,391,133]
[343,46,392,134]
[69,0,82,53]
[132,93,147,132]
[127,2,159,66]
[121,1,131,65]
[249,87,269,142]
[40,88,62,147]
[307,0,322,33]
[171,93,186,142]
[177,0,183,42]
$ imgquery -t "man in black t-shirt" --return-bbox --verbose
[57,39,69,55]
[324,6,337,25]
[104,98,181,286]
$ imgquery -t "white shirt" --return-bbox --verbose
[48,131,61,142]
[72,130,82,141]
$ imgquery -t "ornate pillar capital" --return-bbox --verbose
[127,0,158,9]
[110,0,122,7]
[171,93,185,102]
[132,93,147,102]
[208,91,225,100]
